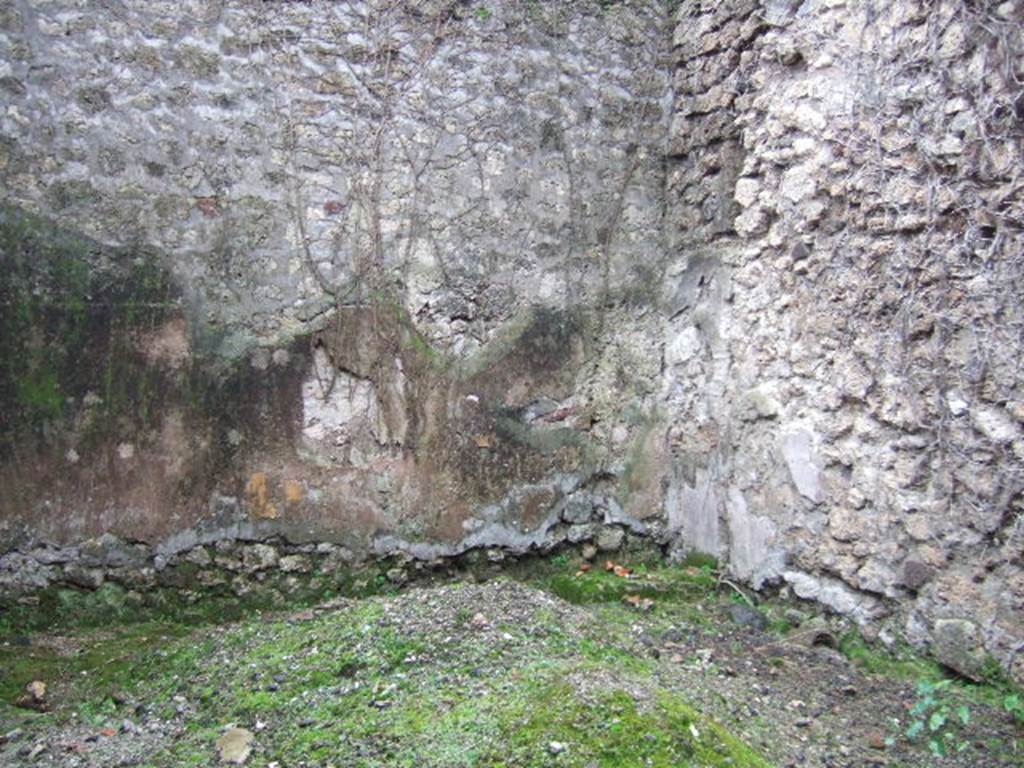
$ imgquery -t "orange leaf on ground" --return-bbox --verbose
[623,594,654,611]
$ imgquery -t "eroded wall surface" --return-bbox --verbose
[664,0,1024,680]
[0,0,674,551]
[1,0,1022,680]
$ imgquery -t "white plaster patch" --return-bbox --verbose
[666,469,720,557]
[301,348,380,446]
[726,488,780,588]
[666,326,702,365]
[781,428,823,503]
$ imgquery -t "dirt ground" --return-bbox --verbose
[1,563,1021,767]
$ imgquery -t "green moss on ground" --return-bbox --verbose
[538,564,717,606]
[0,565,774,768]
[7,559,1017,767]
[839,632,946,683]
[0,621,195,719]
[87,593,766,767]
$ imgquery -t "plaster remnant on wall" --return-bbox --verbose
[784,570,885,626]
[245,473,278,521]
[301,347,384,464]
[666,468,721,558]
[726,488,780,588]
[781,429,822,503]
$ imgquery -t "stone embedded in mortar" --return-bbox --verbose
[214,552,243,572]
[108,567,156,591]
[596,527,625,552]
[739,384,781,421]
[855,560,899,598]
[241,544,279,571]
[318,544,355,575]
[63,565,105,589]
[27,546,79,565]
[561,495,594,524]
[567,524,597,545]
[932,618,986,681]
[829,507,867,543]
[0,553,56,593]
[279,554,312,573]
[970,406,1019,444]
[184,547,213,567]
[900,560,934,592]
[79,534,148,569]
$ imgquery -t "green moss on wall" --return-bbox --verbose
[0,204,177,449]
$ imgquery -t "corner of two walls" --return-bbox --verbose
[0,0,1021,683]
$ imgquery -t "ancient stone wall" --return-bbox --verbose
[662,0,1024,681]
[0,0,675,553]
[1,0,1022,681]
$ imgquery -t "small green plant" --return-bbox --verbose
[895,679,972,757]
[680,551,719,572]
[473,6,491,20]
[1004,693,1024,725]
[728,590,748,606]
[549,552,571,570]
